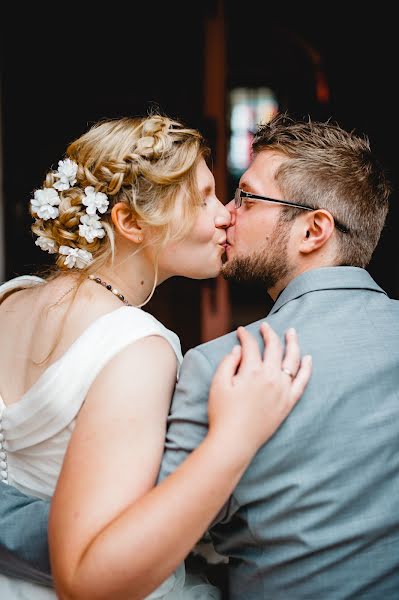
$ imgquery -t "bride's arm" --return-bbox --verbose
[49,325,311,600]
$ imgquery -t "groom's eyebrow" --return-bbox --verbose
[239,180,251,192]
[240,180,263,195]
[239,176,251,188]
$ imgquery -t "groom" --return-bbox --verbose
[159,115,399,598]
[1,114,399,598]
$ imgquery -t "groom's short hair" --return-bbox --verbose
[252,114,392,268]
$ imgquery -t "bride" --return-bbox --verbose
[0,113,311,599]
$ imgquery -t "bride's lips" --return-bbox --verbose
[217,237,227,250]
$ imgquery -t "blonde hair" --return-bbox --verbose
[31,114,209,276]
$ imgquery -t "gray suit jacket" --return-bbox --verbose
[159,267,399,599]
[0,481,51,584]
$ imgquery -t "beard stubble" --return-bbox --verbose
[222,218,294,289]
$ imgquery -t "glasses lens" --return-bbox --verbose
[234,188,241,208]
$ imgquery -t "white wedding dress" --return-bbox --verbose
[0,276,221,599]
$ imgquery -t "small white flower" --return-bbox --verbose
[35,236,58,254]
[79,213,106,243]
[30,188,60,220]
[53,159,78,191]
[82,186,109,216]
[59,246,93,269]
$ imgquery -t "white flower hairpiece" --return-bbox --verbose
[53,159,78,191]
[35,236,58,254]
[82,186,109,215]
[79,214,106,243]
[31,159,111,268]
[59,246,93,269]
[30,188,60,220]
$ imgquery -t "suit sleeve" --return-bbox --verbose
[0,481,52,583]
[158,347,238,524]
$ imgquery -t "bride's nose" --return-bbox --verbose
[215,201,231,228]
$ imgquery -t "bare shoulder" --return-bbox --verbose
[115,334,178,370]
[86,333,179,411]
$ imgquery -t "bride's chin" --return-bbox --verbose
[197,268,221,280]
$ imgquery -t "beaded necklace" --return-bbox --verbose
[88,274,133,306]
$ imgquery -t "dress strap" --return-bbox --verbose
[0,276,45,304]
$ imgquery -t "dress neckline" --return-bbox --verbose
[0,276,145,412]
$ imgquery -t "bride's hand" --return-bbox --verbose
[208,323,312,458]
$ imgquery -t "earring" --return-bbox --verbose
[136,235,143,243]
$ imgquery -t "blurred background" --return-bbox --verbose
[2,1,398,355]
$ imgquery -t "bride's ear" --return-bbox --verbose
[111,202,145,244]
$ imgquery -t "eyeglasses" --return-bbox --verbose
[234,188,350,234]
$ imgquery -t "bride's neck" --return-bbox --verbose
[98,252,159,308]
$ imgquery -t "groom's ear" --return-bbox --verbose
[299,209,335,254]
[111,202,145,244]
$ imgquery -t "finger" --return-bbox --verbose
[290,355,312,403]
[281,328,301,379]
[260,322,283,367]
[214,344,242,383]
[236,327,263,372]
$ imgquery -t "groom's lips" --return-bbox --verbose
[224,242,232,255]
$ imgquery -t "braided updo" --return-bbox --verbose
[30,114,209,272]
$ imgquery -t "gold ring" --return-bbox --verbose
[282,367,294,379]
